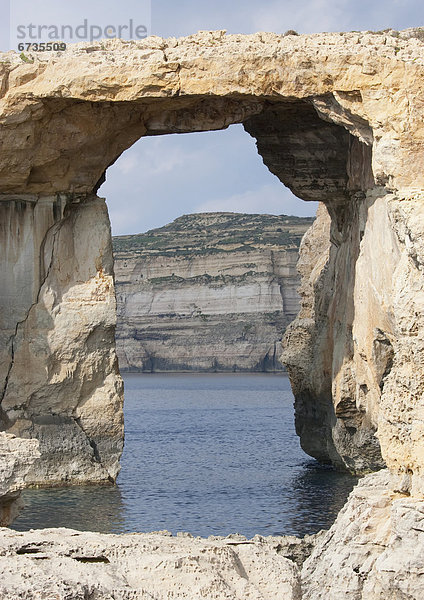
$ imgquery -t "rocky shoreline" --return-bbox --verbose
[0,528,303,599]
[2,471,422,599]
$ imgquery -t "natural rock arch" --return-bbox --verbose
[1,30,424,493]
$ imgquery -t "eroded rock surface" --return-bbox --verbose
[0,529,301,599]
[0,194,123,485]
[0,29,424,487]
[113,213,312,372]
[283,189,424,484]
[0,433,39,525]
[302,470,424,599]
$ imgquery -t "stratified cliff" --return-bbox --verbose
[113,213,313,372]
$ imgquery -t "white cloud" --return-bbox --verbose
[116,153,139,175]
[141,145,192,176]
[111,134,215,180]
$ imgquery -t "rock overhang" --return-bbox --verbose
[0,29,423,197]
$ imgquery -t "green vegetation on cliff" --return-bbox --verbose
[112,212,315,257]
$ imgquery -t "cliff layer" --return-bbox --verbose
[113,213,313,372]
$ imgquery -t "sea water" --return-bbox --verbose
[11,374,357,537]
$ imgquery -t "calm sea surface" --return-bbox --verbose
[12,374,358,538]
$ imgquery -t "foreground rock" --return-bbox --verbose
[0,433,39,525]
[114,213,312,372]
[0,529,301,599]
[302,470,424,599]
[3,472,424,599]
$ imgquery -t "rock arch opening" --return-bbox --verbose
[2,32,422,496]
[101,124,315,375]
[0,90,377,487]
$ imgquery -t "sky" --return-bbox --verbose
[1,0,423,235]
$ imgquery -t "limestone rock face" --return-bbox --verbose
[0,30,424,195]
[282,198,387,473]
[283,189,424,484]
[0,433,39,525]
[1,29,424,484]
[302,470,424,599]
[0,194,124,485]
[114,213,312,372]
[0,528,301,599]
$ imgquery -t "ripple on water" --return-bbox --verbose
[11,374,358,537]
